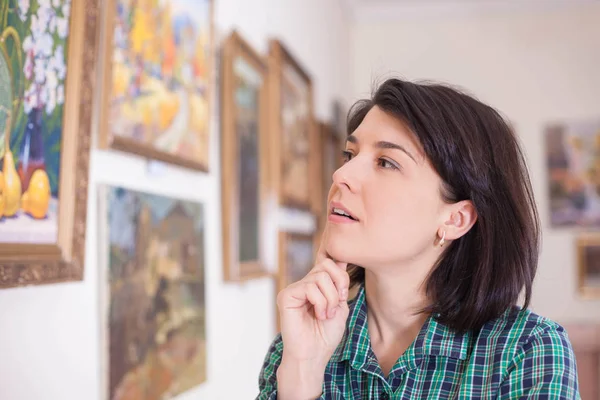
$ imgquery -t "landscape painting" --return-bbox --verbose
[0,0,72,244]
[220,31,268,281]
[101,186,206,400]
[280,64,310,209]
[545,119,600,227]
[234,57,261,266]
[102,0,212,170]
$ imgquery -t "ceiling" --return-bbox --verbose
[341,0,599,22]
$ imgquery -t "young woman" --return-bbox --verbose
[257,78,580,399]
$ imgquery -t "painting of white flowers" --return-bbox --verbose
[0,0,71,243]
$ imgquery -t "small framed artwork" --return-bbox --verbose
[98,185,207,400]
[276,231,316,330]
[576,234,600,298]
[332,99,348,140]
[320,121,344,212]
[0,0,97,289]
[220,31,270,282]
[277,231,316,295]
[99,0,214,171]
[315,121,343,244]
[545,119,600,227]
[268,40,319,213]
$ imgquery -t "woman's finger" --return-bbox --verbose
[305,282,328,320]
[313,259,350,301]
[310,271,340,318]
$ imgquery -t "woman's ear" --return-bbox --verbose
[443,200,477,241]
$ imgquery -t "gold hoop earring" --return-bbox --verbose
[439,231,446,247]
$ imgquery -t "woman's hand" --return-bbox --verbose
[275,232,350,399]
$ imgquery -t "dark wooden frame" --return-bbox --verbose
[267,39,319,214]
[220,31,271,282]
[98,0,214,171]
[576,234,600,299]
[0,0,97,289]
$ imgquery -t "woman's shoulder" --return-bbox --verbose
[474,306,574,361]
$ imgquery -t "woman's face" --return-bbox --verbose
[325,106,449,270]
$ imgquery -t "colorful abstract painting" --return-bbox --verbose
[545,119,600,226]
[0,0,72,243]
[103,186,206,400]
[280,64,310,208]
[107,0,211,168]
[234,57,261,263]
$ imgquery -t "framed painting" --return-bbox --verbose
[220,31,270,282]
[316,121,344,243]
[276,231,316,330]
[545,119,600,227]
[98,185,207,400]
[576,234,600,299]
[268,40,319,213]
[0,0,96,289]
[99,0,214,171]
[331,99,348,140]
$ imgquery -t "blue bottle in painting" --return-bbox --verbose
[18,106,46,192]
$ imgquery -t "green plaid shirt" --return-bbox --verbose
[257,285,580,399]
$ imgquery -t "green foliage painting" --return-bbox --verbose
[0,0,72,244]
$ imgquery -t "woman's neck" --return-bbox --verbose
[364,263,431,346]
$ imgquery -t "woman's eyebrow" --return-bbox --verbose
[346,134,417,164]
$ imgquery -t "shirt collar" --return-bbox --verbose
[330,284,472,369]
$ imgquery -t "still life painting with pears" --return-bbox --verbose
[0,0,71,243]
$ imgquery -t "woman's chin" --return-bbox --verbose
[325,236,356,264]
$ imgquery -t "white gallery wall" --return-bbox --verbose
[0,1,351,399]
[350,2,600,322]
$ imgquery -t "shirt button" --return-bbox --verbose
[381,393,389,400]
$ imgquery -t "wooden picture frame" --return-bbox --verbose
[0,0,97,289]
[576,234,600,299]
[267,40,319,213]
[220,31,270,282]
[276,231,317,330]
[98,0,214,171]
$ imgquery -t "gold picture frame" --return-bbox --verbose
[221,31,271,282]
[267,40,319,213]
[0,0,97,289]
[98,0,214,171]
[577,234,600,299]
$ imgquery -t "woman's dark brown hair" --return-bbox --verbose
[346,78,540,333]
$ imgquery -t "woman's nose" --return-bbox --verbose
[332,157,362,193]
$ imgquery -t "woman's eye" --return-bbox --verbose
[378,158,399,170]
[342,151,353,163]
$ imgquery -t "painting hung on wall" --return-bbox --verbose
[277,232,315,294]
[0,0,96,288]
[331,99,348,140]
[276,231,315,329]
[268,40,318,213]
[545,119,600,227]
[99,0,213,171]
[220,31,269,281]
[576,234,600,298]
[99,186,206,400]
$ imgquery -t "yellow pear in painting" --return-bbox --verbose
[21,169,51,219]
[2,114,22,217]
[0,171,5,217]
